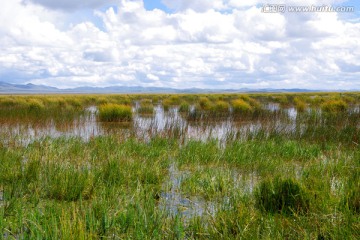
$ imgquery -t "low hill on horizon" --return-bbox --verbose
[0,81,331,94]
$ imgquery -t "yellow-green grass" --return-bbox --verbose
[178,101,190,113]
[137,99,155,114]
[98,103,132,122]
[321,99,348,113]
[231,99,253,114]
[294,97,307,112]
[211,100,229,112]
[198,97,212,110]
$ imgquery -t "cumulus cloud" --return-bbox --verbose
[162,0,226,12]
[23,0,118,11]
[0,0,359,89]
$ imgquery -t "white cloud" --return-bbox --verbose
[162,0,226,12]
[23,0,118,11]
[146,73,160,81]
[0,0,359,90]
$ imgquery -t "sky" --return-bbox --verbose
[0,0,359,90]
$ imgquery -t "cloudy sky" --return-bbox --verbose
[0,0,359,90]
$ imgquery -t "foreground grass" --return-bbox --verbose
[0,136,359,239]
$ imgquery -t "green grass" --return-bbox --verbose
[198,97,212,110]
[137,100,155,114]
[294,97,307,112]
[137,105,154,115]
[0,92,360,238]
[255,177,310,215]
[231,99,253,115]
[0,96,84,121]
[321,99,348,113]
[98,103,132,122]
[178,102,190,113]
[209,100,230,117]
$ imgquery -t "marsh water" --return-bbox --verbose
[0,104,299,220]
[0,104,357,221]
[0,104,303,147]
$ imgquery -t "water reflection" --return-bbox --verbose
[160,163,215,221]
[1,104,357,146]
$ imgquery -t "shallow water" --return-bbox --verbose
[160,163,216,221]
[0,105,296,145]
[1,104,358,147]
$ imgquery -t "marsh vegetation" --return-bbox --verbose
[0,93,359,239]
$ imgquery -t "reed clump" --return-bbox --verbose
[0,96,85,120]
[342,174,360,213]
[198,97,212,111]
[231,99,253,115]
[211,100,229,113]
[272,95,289,106]
[255,178,310,215]
[179,102,190,113]
[27,98,46,112]
[138,105,154,114]
[321,99,348,113]
[98,104,132,122]
[138,99,154,114]
[343,188,360,213]
[42,163,94,201]
[209,100,230,117]
[162,96,181,111]
[294,97,307,112]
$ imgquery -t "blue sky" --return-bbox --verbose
[143,0,169,11]
[0,0,359,90]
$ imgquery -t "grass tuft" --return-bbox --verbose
[232,99,253,115]
[255,177,310,215]
[294,97,306,112]
[321,100,348,113]
[98,104,132,122]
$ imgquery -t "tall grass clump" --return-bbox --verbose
[138,99,154,115]
[27,98,46,113]
[138,105,154,114]
[255,178,310,215]
[178,101,190,113]
[272,95,289,106]
[231,99,253,116]
[321,99,348,113]
[211,100,229,112]
[209,100,230,118]
[342,173,360,213]
[162,95,181,111]
[343,188,360,214]
[98,104,132,122]
[198,97,212,110]
[294,97,307,112]
[0,96,86,120]
[42,163,94,201]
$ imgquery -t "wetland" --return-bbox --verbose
[0,93,359,239]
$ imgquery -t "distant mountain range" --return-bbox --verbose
[0,81,323,94]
